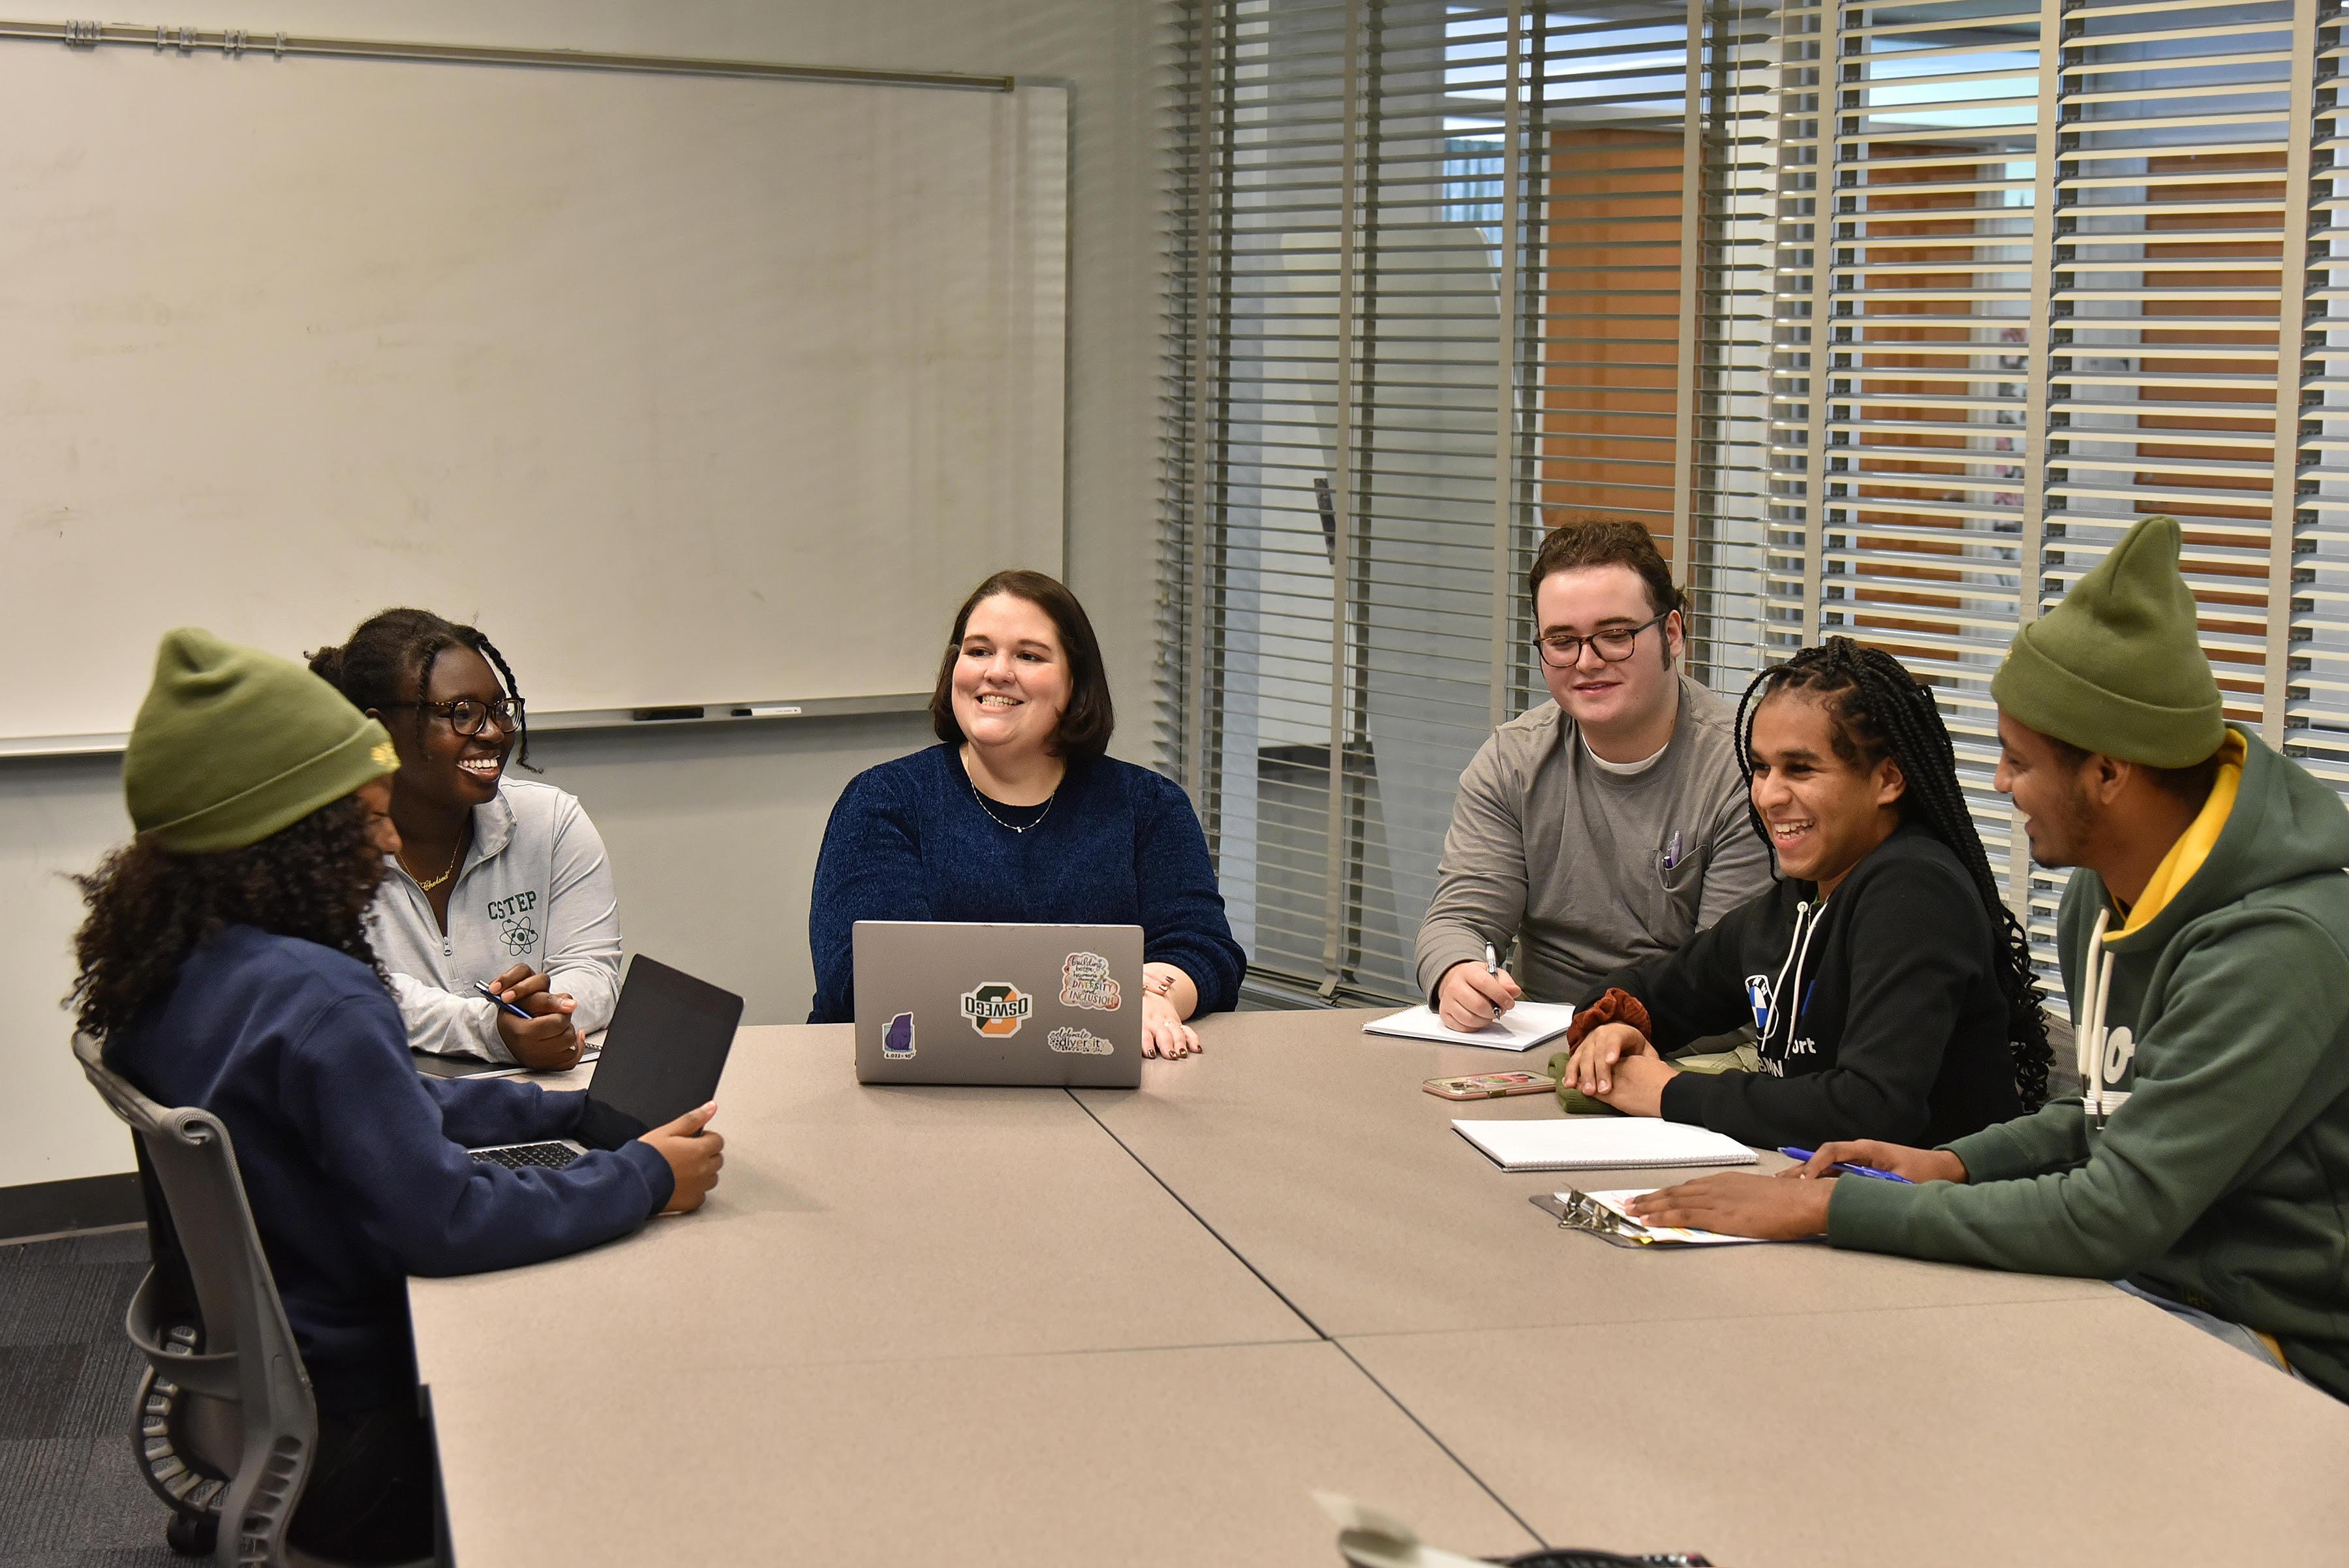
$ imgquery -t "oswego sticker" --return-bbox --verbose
[882,1011,917,1060]
[1048,1026,1114,1056]
[960,982,1032,1038]
[1060,951,1122,1012]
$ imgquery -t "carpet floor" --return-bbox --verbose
[0,1226,184,1568]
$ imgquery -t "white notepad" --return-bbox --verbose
[1360,1000,1577,1053]
[1451,1116,1758,1171]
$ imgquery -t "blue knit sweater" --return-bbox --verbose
[808,745,1246,1024]
[106,925,674,1411]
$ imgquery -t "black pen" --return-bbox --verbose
[474,981,534,1021]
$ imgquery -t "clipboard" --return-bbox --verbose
[1531,1189,1771,1248]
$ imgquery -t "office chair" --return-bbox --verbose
[73,1032,431,1568]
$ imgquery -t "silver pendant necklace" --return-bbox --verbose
[970,776,1056,833]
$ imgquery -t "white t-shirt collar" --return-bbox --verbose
[1583,732,1670,776]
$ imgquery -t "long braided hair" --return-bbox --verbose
[307,608,537,772]
[1735,638,2052,1111]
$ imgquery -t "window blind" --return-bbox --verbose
[1165,0,2344,1011]
[1164,0,1778,1006]
[1770,0,2336,976]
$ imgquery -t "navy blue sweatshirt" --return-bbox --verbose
[106,925,674,1411]
[1586,823,2024,1148]
[808,745,1246,1024]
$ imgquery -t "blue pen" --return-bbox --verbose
[474,981,534,1021]
[1777,1146,1913,1184]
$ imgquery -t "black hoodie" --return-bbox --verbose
[1585,822,2022,1147]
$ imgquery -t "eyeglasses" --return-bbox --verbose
[1531,609,1672,670]
[385,696,525,737]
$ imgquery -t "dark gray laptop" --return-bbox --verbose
[852,921,1144,1088]
[470,955,743,1169]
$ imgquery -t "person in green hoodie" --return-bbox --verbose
[1621,515,2349,1401]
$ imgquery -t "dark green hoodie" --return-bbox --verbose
[1830,728,2349,1399]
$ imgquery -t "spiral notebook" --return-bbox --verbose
[1361,1000,1576,1053]
[1451,1116,1758,1172]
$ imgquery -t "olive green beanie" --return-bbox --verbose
[1989,515,2224,767]
[124,628,399,853]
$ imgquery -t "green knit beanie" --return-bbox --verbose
[124,628,399,853]
[1989,515,2224,767]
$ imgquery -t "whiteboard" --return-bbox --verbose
[0,46,1066,743]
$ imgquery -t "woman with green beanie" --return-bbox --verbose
[70,628,728,1559]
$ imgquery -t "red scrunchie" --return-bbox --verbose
[1565,987,1652,1049]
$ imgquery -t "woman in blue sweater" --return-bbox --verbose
[70,630,726,1562]
[809,570,1245,1057]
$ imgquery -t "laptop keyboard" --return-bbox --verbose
[470,1142,581,1171]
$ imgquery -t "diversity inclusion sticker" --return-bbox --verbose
[1048,1026,1114,1056]
[1060,951,1122,1011]
[960,981,1032,1038]
[882,1011,917,1060]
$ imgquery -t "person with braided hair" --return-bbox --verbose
[1557,636,2046,1148]
[1625,518,2349,1402]
[310,608,622,1069]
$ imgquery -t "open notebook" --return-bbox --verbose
[1452,1116,1758,1171]
[1362,1000,1576,1053]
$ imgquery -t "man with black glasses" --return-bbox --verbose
[1417,520,1772,1031]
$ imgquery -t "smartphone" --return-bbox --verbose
[1422,1070,1558,1101]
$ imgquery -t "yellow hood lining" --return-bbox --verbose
[2111,731,2245,943]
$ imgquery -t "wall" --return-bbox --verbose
[0,0,1172,1193]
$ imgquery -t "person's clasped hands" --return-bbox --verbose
[485,961,585,1071]
[1558,987,1678,1115]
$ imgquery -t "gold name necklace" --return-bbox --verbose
[401,836,464,892]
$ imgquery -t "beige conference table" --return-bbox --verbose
[408,1026,1537,1566]
[1075,1010,2118,1338]
[412,1011,2349,1566]
[1084,1009,2349,1567]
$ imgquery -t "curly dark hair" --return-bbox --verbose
[1736,638,2053,1111]
[68,795,389,1040]
[308,607,537,771]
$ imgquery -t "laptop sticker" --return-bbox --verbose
[1060,951,1123,1011]
[1048,1026,1114,1056]
[960,981,1032,1038]
[883,1011,917,1060]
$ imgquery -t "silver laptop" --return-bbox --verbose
[852,921,1144,1088]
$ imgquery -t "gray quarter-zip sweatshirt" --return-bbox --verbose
[1415,672,1773,1005]
[368,778,622,1062]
